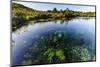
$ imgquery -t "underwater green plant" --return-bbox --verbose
[43,48,65,63]
[64,47,91,62]
[21,31,92,64]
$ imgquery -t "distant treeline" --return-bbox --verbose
[12,3,96,31]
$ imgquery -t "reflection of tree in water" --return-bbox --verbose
[80,17,94,20]
[14,25,28,35]
[12,40,15,47]
[53,19,71,24]
[21,30,94,65]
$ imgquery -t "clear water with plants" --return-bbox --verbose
[12,17,96,66]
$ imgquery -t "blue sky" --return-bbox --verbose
[13,1,95,12]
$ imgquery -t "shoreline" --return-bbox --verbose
[12,16,95,31]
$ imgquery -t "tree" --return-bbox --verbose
[53,8,58,12]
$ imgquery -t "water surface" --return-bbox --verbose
[12,17,96,65]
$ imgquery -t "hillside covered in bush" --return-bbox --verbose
[12,3,95,31]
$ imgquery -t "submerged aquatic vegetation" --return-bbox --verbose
[43,48,65,63]
[64,47,91,62]
[22,45,91,64]
[22,30,92,64]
